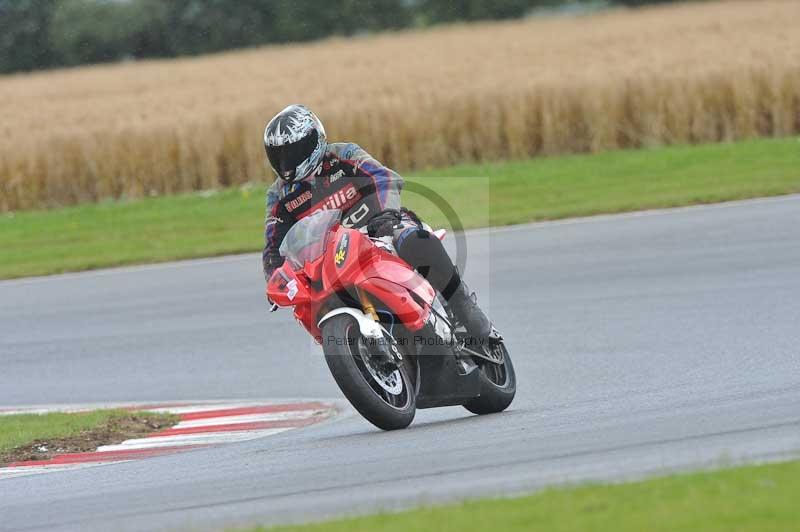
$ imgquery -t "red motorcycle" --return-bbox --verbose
[267,209,516,430]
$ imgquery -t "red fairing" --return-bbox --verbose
[267,263,326,338]
[267,225,435,338]
[266,267,311,307]
[321,229,434,331]
[360,277,433,331]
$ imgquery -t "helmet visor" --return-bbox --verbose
[266,129,319,181]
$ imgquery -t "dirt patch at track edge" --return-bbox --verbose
[0,411,178,466]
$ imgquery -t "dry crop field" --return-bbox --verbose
[1,0,798,212]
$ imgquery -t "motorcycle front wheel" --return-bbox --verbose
[322,314,416,430]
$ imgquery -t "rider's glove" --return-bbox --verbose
[367,209,402,238]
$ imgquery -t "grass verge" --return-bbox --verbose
[1,137,798,279]
[0,409,177,466]
[243,459,800,532]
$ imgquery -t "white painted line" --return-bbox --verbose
[3,193,798,286]
[0,253,257,286]
[468,193,800,236]
[0,399,324,416]
[0,461,130,479]
[0,403,154,416]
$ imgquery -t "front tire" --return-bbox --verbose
[463,341,516,415]
[322,315,416,430]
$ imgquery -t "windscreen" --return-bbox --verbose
[279,209,342,270]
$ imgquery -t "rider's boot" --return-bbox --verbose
[445,277,493,342]
[394,226,493,341]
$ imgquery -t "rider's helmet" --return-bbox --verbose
[263,104,327,183]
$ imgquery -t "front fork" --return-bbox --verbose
[357,288,402,366]
[358,287,379,321]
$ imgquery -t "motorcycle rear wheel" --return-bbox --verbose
[322,315,416,430]
[463,340,516,415]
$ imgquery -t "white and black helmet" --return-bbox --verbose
[263,104,327,183]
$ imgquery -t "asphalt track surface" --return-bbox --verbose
[1,195,799,531]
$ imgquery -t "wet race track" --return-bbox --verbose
[1,196,799,531]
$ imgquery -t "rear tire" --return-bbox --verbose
[322,315,416,430]
[463,341,516,415]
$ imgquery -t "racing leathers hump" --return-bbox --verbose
[262,143,403,278]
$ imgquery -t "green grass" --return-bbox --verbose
[0,409,130,452]
[1,137,798,279]
[244,460,800,532]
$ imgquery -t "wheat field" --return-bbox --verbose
[1,0,798,212]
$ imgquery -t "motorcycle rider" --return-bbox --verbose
[262,104,492,340]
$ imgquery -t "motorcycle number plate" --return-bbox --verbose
[286,279,299,301]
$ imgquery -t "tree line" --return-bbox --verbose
[0,0,679,74]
